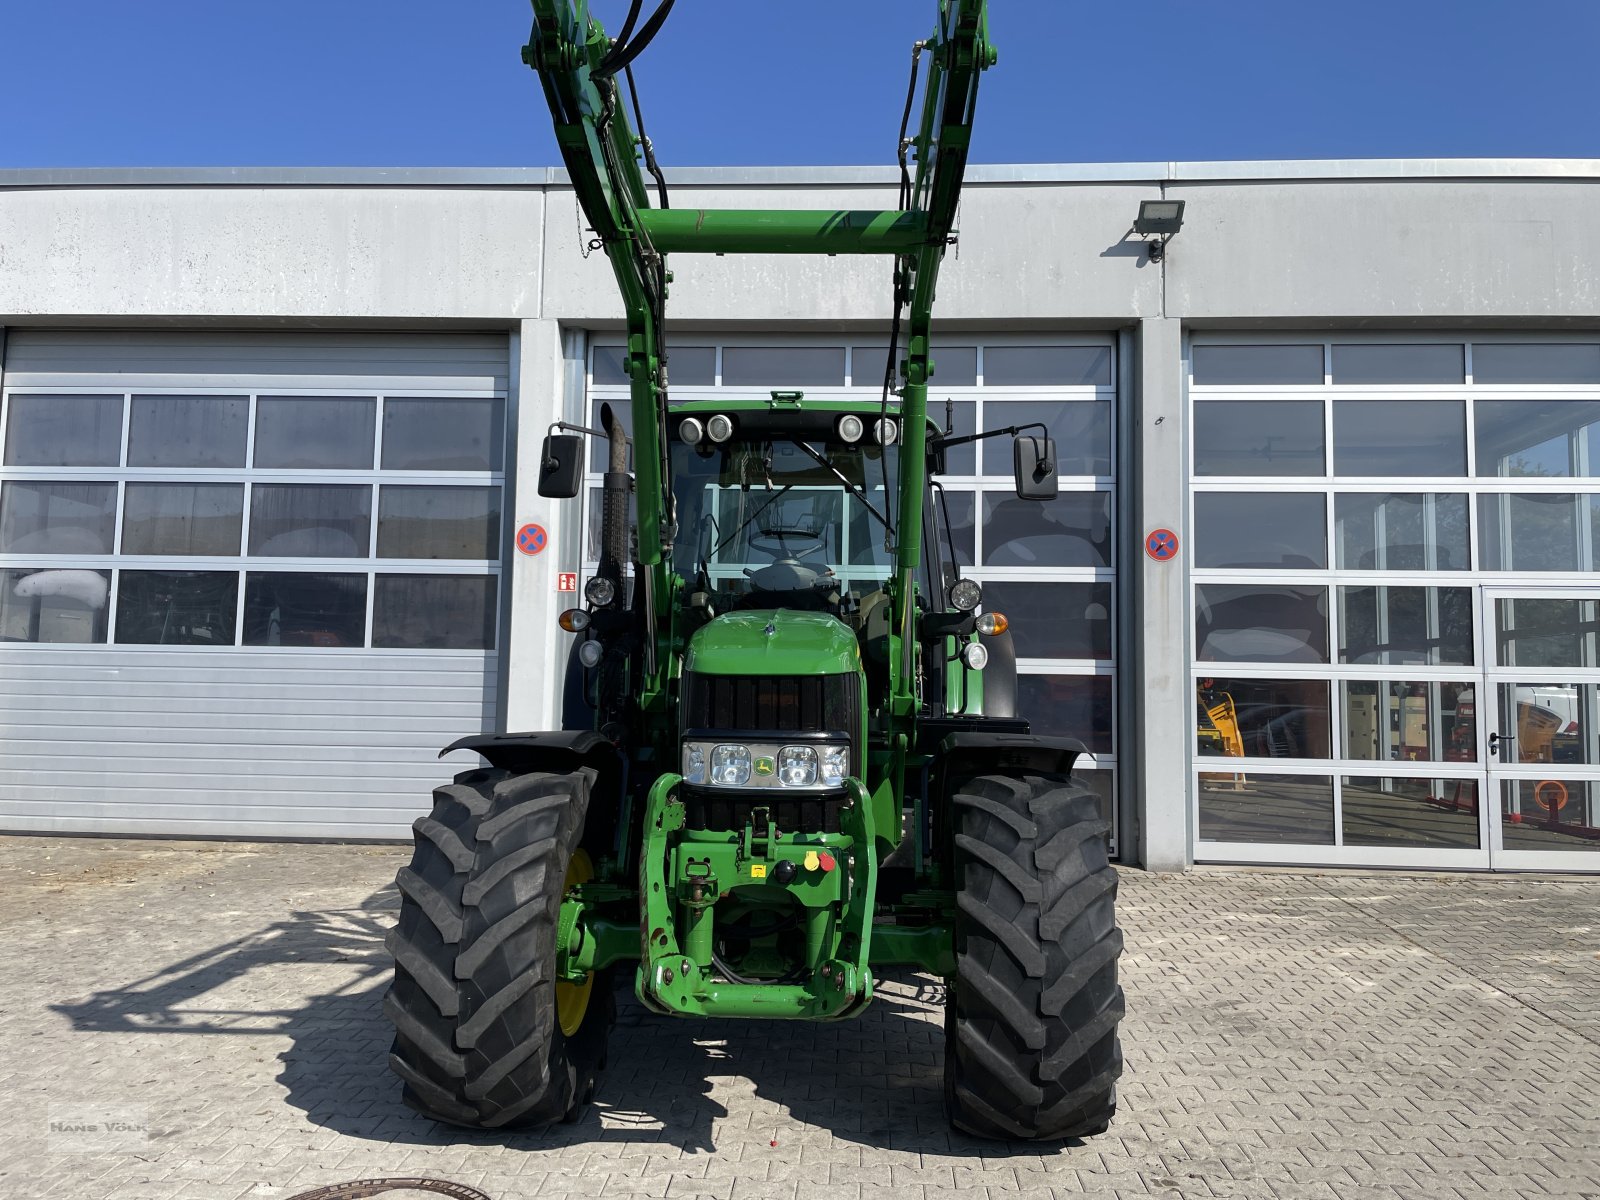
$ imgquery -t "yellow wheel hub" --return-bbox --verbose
[555,849,594,1037]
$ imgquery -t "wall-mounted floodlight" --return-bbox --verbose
[1134,199,1185,262]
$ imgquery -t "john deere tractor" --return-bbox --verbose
[384,0,1125,1141]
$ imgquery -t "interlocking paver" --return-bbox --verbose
[1,838,1597,1200]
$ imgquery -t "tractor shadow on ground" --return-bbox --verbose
[51,884,1080,1159]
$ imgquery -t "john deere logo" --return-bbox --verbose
[754,757,775,776]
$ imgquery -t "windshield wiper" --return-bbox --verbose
[788,439,892,534]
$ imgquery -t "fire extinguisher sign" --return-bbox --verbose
[556,572,577,593]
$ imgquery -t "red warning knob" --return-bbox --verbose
[818,852,837,872]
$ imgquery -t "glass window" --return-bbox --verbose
[127,395,248,468]
[1500,779,1600,852]
[934,488,974,569]
[1331,343,1464,385]
[983,345,1111,387]
[983,581,1111,660]
[1196,584,1328,663]
[121,483,243,557]
[372,574,496,650]
[933,346,978,387]
[243,572,367,648]
[248,484,372,558]
[381,398,504,472]
[1191,344,1323,386]
[1193,400,1324,476]
[115,570,238,645]
[1472,343,1600,385]
[1341,681,1476,762]
[377,486,501,560]
[1338,585,1473,665]
[1497,682,1600,766]
[1334,492,1469,571]
[1477,493,1581,572]
[852,345,978,388]
[932,399,977,475]
[1198,774,1334,844]
[254,397,376,469]
[1017,673,1113,753]
[1332,399,1466,476]
[3,395,123,466]
[667,347,717,387]
[721,347,845,388]
[1194,492,1325,569]
[0,567,110,643]
[1342,777,1480,849]
[981,400,1110,476]
[0,482,117,554]
[591,346,628,385]
[1494,597,1600,669]
[1197,677,1330,759]
[1475,399,1600,478]
[982,491,1111,568]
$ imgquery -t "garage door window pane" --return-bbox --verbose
[982,401,1110,476]
[0,482,117,554]
[983,491,1111,567]
[932,399,977,475]
[935,488,975,570]
[1193,400,1324,476]
[1475,399,1600,478]
[1333,399,1466,476]
[249,484,372,558]
[1192,344,1323,386]
[984,345,1111,387]
[378,486,500,560]
[0,567,110,643]
[372,574,496,649]
[1342,776,1480,849]
[1334,492,1469,571]
[1197,677,1331,758]
[1477,493,1581,572]
[121,483,243,557]
[591,346,628,385]
[981,580,1111,659]
[127,395,248,468]
[1339,585,1473,665]
[1199,774,1334,844]
[244,572,367,647]
[1341,681,1475,761]
[115,570,238,645]
[1473,343,1600,385]
[1017,674,1113,753]
[4,395,123,466]
[382,398,505,471]
[1196,584,1328,663]
[721,347,845,388]
[1195,492,1325,569]
[1494,597,1600,669]
[254,397,376,469]
[1331,344,1464,384]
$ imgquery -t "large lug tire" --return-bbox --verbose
[384,766,616,1129]
[944,772,1125,1140]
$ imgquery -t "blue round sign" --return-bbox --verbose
[1145,528,1179,561]
[517,523,549,556]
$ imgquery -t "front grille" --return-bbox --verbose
[680,671,861,834]
[681,673,857,736]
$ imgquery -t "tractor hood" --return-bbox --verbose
[684,610,861,677]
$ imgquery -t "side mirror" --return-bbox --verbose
[537,433,584,499]
[1013,434,1058,501]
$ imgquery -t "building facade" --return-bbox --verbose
[1,160,1598,872]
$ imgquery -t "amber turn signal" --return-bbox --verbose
[975,611,1008,636]
[558,608,592,633]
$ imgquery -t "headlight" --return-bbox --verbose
[837,414,864,443]
[585,576,616,607]
[820,744,848,786]
[949,578,982,612]
[681,740,849,790]
[874,417,898,445]
[962,641,989,670]
[778,745,818,787]
[682,743,706,785]
[678,417,704,444]
[709,744,751,786]
[706,413,734,443]
[577,639,604,668]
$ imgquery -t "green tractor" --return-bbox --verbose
[384,0,1124,1141]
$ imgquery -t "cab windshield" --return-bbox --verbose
[670,436,898,611]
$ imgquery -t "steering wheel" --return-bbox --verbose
[744,528,833,591]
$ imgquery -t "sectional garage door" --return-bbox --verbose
[0,330,508,839]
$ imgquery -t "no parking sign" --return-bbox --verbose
[516,523,548,555]
[1145,528,1179,561]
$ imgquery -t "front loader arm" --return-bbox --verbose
[523,0,996,712]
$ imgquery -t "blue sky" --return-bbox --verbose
[5,1,1597,169]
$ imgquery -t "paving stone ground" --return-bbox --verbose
[0,836,1596,1200]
